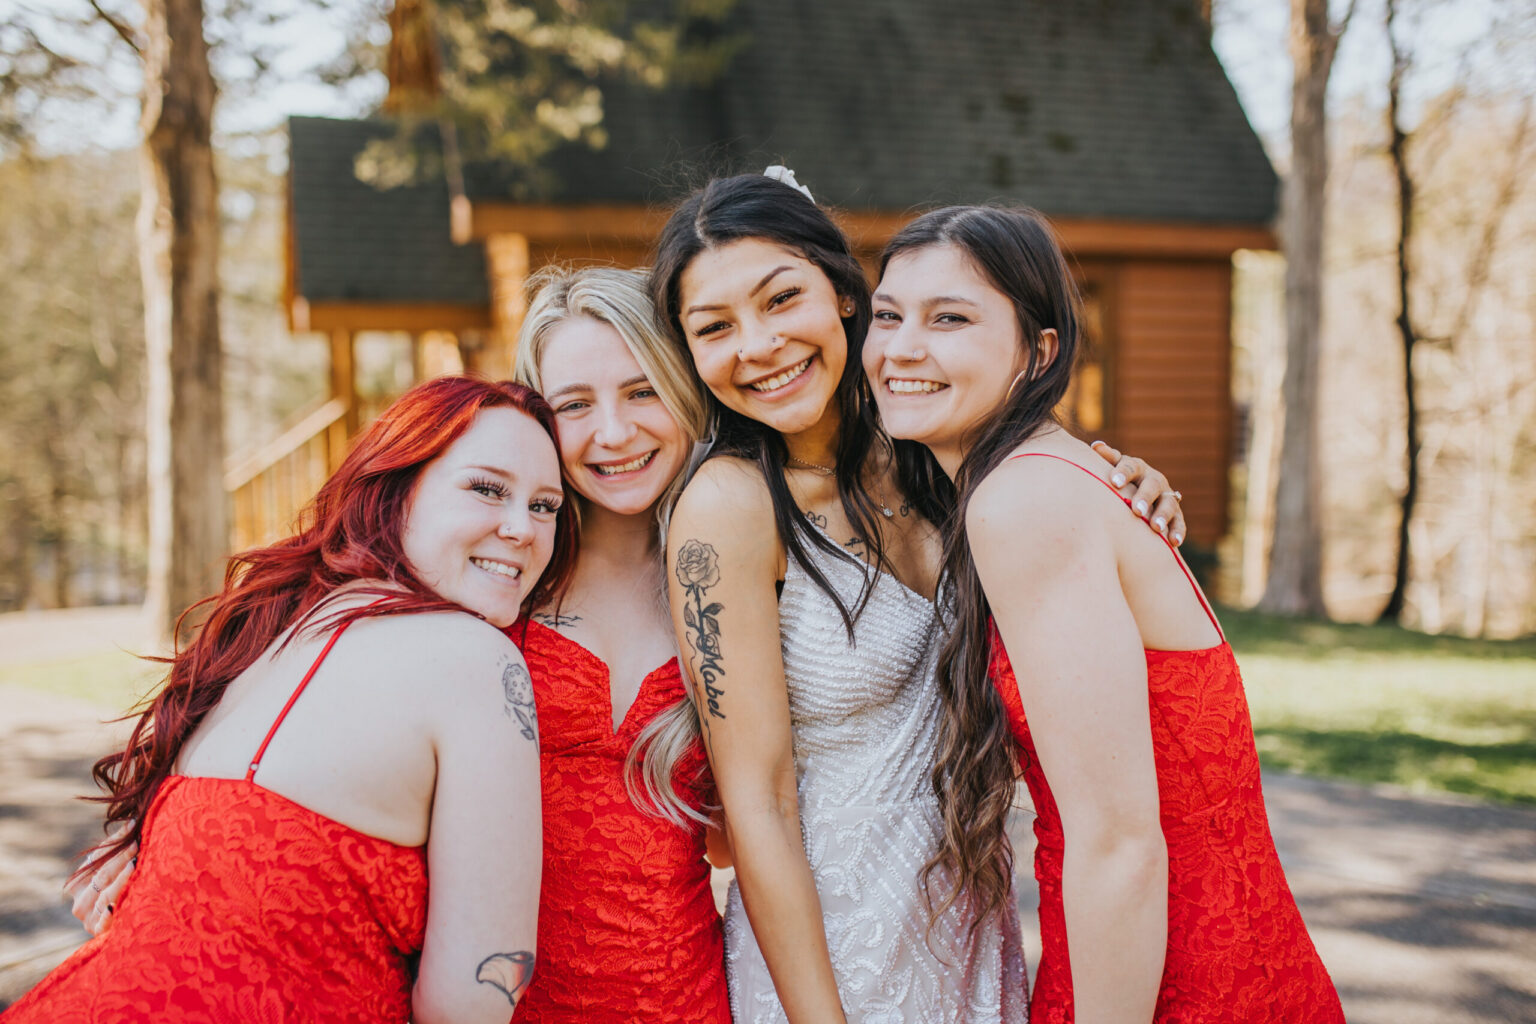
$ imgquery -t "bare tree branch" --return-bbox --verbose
[85,0,142,57]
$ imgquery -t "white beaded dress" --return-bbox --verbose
[723,525,1029,1024]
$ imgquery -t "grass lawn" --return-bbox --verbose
[1223,606,1536,805]
[0,649,161,713]
[3,608,1533,804]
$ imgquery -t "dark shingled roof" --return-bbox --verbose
[289,116,488,306]
[289,0,1276,308]
[461,0,1277,222]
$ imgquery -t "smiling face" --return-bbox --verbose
[400,406,565,628]
[866,244,1034,465]
[537,315,690,516]
[677,237,850,438]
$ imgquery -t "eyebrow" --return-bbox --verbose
[685,265,795,315]
[465,464,513,479]
[872,291,982,308]
[544,373,652,400]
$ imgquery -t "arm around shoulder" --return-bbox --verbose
[408,616,542,1024]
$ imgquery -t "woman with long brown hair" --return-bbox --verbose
[866,205,1343,1023]
[8,376,576,1024]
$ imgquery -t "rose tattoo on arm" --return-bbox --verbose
[676,539,726,721]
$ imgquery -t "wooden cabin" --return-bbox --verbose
[241,0,1277,562]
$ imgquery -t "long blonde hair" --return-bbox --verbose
[513,264,712,828]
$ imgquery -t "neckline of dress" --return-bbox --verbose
[795,513,938,608]
[522,618,679,738]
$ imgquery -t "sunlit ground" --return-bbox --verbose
[1223,607,1536,805]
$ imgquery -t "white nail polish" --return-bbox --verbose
[1113,474,1126,487]
[1154,517,1166,531]
[1135,500,1148,515]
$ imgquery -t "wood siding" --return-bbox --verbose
[1106,260,1234,546]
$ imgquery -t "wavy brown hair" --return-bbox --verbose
[881,206,1083,935]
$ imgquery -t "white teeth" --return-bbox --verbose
[749,358,812,392]
[887,379,947,394]
[471,558,521,579]
[592,451,655,475]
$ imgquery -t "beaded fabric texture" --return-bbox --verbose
[723,525,1028,1024]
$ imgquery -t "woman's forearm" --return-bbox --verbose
[1061,830,1168,1024]
[729,804,847,1024]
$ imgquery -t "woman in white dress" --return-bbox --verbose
[650,171,1186,1023]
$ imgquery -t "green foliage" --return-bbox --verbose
[1227,606,1536,804]
[356,0,741,194]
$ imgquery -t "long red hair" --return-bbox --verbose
[87,376,579,868]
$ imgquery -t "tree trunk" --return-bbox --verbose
[1259,0,1342,618]
[1379,0,1419,624]
[140,0,227,645]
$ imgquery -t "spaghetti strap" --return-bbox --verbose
[246,600,387,781]
[1007,452,1224,640]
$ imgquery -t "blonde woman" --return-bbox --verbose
[508,266,731,1023]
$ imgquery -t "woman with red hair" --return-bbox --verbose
[5,376,577,1024]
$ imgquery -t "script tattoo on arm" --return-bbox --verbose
[675,538,726,721]
[475,950,534,1006]
[500,660,538,741]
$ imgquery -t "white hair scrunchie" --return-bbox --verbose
[763,164,815,203]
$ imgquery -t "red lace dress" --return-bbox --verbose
[511,620,729,1023]
[990,453,1344,1024]
[3,615,428,1024]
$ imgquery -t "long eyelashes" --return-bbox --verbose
[470,477,511,498]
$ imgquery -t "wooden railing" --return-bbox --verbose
[225,398,351,552]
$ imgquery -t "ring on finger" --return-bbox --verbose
[1165,490,1183,502]
[90,879,102,893]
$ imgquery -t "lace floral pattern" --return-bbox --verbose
[512,621,729,1024]
[990,633,1345,1023]
[724,538,1029,1024]
[4,775,427,1023]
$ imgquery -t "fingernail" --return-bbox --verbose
[1134,499,1148,515]
[1153,516,1166,531]
[1172,532,1183,545]
[1112,474,1126,487]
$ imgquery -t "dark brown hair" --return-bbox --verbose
[880,206,1082,933]
[650,173,951,631]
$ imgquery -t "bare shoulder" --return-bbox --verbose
[671,455,777,544]
[967,450,1116,561]
[347,610,521,683]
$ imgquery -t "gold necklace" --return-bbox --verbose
[787,456,834,476]
[786,456,896,518]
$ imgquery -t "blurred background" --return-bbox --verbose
[0,1,1532,1020]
